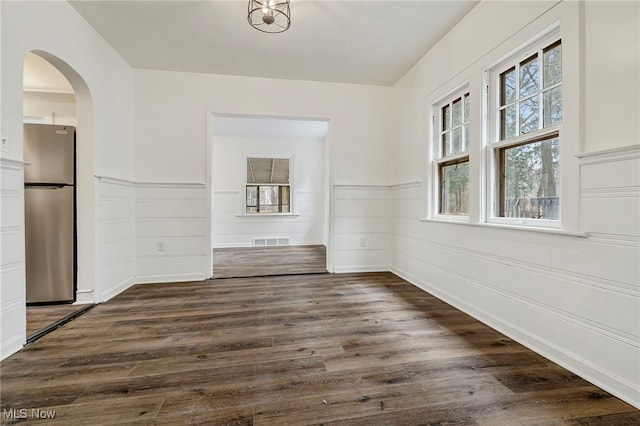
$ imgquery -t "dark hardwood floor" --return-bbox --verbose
[1,272,638,425]
[212,245,327,279]
[26,304,89,337]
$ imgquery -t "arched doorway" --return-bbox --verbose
[22,51,95,340]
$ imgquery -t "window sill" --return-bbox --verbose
[432,214,469,223]
[237,213,299,218]
[420,217,587,238]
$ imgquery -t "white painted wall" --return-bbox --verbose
[23,91,76,126]
[584,1,639,153]
[133,70,393,279]
[333,185,391,273]
[212,135,325,247]
[135,182,209,284]
[0,1,135,359]
[134,71,392,185]
[389,0,640,409]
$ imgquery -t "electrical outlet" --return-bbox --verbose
[360,238,367,248]
[157,241,165,252]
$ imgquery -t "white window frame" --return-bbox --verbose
[242,153,294,215]
[430,86,471,222]
[485,27,564,229]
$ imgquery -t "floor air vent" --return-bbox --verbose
[253,237,290,247]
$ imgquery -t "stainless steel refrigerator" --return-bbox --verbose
[24,124,76,304]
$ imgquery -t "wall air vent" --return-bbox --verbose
[253,237,290,247]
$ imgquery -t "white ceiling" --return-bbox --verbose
[69,0,479,87]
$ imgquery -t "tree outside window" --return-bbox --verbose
[434,92,470,217]
[494,39,562,221]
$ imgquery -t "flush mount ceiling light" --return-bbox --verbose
[248,0,291,33]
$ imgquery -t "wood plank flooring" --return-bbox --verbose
[26,304,89,337]
[212,245,326,279]
[1,272,638,425]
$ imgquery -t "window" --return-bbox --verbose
[433,91,470,217]
[490,37,562,223]
[245,157,291,213]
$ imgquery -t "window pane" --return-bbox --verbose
[452,98,462,127]
[519,55,539,98]
[452,127,462,154]
[463,94,470,124]
[502,137,559,219]
[500,67,516,105]
[463,123,469,152]
[442,132,451,157]
[281,186,290,213]
[519,95,539,134]
[246,186,257,207]
[440,161,469,215]
[543,86,562,127]
[500,105,517,140]
[543,42,562,88]
[442,105,450,131]
[259,185,279,212]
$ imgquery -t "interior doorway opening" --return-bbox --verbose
[22,51,95,341]
[209,114,332,278]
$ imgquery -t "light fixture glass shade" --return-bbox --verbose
[248,0,291,33]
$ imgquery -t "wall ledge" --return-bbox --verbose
[95,175,206,189]
[333,184,390,190]
[0,157,30,168]
[390,180,422,190]
[577,145,640,165]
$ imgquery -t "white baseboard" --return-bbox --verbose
[99,277,135,302]
[211,241,325,249]
[212,243,252,248]
[1,335,24,360]
[390,266,640,410]
[333,265,390,273]
[134,273,207,285]
[75,289,95,304]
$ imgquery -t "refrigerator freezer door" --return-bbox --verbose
[25,185,74,303]
[24,124,75,185]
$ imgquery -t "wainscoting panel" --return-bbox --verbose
[211,190,325,248]
[332,185,390,273]
[0,159,27,359]
[95,177,135,302]
[390,146,640,408]
[579,148,640,237]
[135,182,209,284]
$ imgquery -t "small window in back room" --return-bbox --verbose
[245,157,291,213]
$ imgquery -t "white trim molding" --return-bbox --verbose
[577,145,640,165]
[0,157,30,168]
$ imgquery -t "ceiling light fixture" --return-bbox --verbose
[248,0,291,33]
